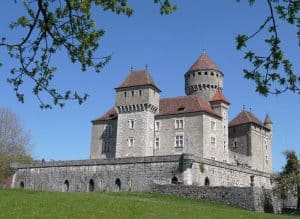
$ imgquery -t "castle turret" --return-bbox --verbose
[115,70,160,158]
[209,89,230,160]
[264,114,272,130]
[185,52,224,102]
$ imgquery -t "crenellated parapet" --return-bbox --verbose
[116,103,158,114]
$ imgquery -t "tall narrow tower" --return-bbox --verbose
[115,70,160,158]
[185,52,224,102]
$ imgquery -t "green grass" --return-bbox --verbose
[0,189,297,219]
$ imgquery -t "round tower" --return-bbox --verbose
[185,52,224,102]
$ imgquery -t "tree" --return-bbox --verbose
[0,1,299,109]
[273,150,300,213]
[0,0,176,109]
[0,108,32,181]
[236,0,299,96]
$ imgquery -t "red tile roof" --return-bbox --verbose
[189,53,220,72]
[116,70,160,91]
[158,95,218,117]
[210,89,230,105]
[92,107,117,122]
[93,95,220,122]
[229,110,264,127]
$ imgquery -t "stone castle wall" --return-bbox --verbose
[151,184,282,213]
[12,154,271,192]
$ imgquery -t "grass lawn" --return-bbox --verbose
[0,189,297,219]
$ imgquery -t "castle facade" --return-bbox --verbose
[11,52,274,194]
[90,52,272,173]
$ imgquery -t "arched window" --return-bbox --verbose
[64,180,69,192]
[171,176,178,184]
[20,181,24,189]
[115,178,121,192]
[204,177,210,186]
[89,179,95,192]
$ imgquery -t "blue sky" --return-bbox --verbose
[0,1,299,172]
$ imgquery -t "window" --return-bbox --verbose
[128,119,135,129]
[210,137,216,146]
[131,90,135,96]
[175,135,184,148]
[155,137,160,149]
[124,92,127,98]
[211,121,216,131]
[104,124,113,136]
[102,140,111,153]
[198,72,201,75]
[175,119,184,129]
[139,90,142,96]
[224,141,226,151]
[127,137,135,147]
[266,156,268,164]
[155,121,160,131]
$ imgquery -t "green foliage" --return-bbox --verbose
[0,155,32,181]
[0,0,176,109]
[0,190,297,219]
[272,150,300,211]
[0,108,33,180]
[236,0,300,96]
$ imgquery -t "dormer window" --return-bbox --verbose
[177,107,185,111]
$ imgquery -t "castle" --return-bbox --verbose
[90,52,272,173]
[11,52,274,197]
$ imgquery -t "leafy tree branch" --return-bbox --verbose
[236,0,300,96]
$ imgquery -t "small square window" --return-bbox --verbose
[127,137,135,147]
[175,119,184,129]
[175,135,184,148]
[211,121,216,131]
[155,137,160,149]
[211,137,216,146]
[128,119,135,129]
[155,121,160,131]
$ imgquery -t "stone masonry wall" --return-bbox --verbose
[151,184,282,213]
[12,155,182,192]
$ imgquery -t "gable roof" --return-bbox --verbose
[93,95,221,122]
[158,95,218,117]
[188,53,221,72]
[229,110,264,127]
[210,89,230,105]
[116,70,160,92]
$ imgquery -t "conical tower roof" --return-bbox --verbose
[264,114,272,124]
[116,70,160,92]
[188,52,221,73]
[210,89,230,105]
